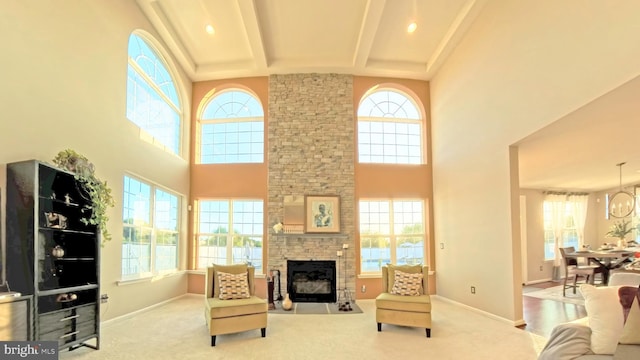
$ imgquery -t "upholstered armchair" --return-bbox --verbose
[204,264,268,346]
[375,264,432,337]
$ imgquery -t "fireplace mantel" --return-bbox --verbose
[273,233,349,238]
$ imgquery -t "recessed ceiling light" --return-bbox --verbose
[407,22,417,33]
[205,24,215,35]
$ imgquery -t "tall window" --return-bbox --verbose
[196,200,263,272]
[357,89,423,164]
[200,90,264,164]
[359,200,425,273]
[122,175,180,278]
[543,201,579,260]
[127,32,182,155]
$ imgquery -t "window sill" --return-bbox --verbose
[186,269,266,278]
[117,270,185,286]
[358,270,435,279]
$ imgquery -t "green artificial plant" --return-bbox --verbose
[52,149,115,243]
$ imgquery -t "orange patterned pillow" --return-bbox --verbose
[218,271,250,300]
[390,270,423,296]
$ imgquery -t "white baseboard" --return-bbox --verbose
[100,293,196,327]
[433,295,526,327]
[524,278,555,285]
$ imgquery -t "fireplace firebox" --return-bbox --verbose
[287,260,336,303]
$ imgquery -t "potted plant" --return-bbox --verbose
[52,149,115,243]
[605,219,634,248]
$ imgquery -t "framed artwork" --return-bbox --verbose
[305,195,340,233]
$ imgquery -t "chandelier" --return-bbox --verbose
[606,162,636,218]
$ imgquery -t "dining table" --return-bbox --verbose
[566,247,639,285]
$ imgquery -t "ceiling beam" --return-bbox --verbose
[425,0,489,78]
[237,0,268,71]
[136,0,197,78]
[352,0,386,68]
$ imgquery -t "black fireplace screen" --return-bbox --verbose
[287,260,336,303]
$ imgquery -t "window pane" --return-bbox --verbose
[360,199,425,273]
[122,175,181,277]
[357,89,423,164]
[200,90,264,164]
[122,226,152,276]
[197,200,263,272]
[396,236,424,266]
[543,200,581,261]
[126,34,181,155]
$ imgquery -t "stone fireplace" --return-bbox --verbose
[267,74,356,299]
[287,260,336,302]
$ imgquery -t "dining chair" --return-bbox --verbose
[559,247,602,296]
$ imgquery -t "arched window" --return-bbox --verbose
[199,89,264,164]
[357,88,423,164]
[126,32,182,155]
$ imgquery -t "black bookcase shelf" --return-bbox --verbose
[6,160,100,351]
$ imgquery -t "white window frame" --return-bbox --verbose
[199,89,264,164]
[196,199,264,274]
[359,199,426,274]
[357,88,424,164]
[126,31,183,156]
[122,175,181,279]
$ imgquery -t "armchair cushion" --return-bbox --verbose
[376,292,431,312]
[391,270,423,296]
[218,271,251,300]
[207,297,268,318]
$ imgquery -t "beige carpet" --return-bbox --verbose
[524,285,585,306]
[60,295,544,360]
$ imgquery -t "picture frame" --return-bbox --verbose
[305,195,340,233]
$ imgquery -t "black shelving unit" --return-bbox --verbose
[5,160,100,351]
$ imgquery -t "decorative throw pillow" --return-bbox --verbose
[390,270,423,296]
[617,286,640,345]
[579,284,625,355]
[217,271,250,300]
[387,264,424,294]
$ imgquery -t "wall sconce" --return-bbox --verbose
[606,162,636,219]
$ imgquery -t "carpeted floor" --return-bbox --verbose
[60,295,544,360]
[269,301,363,314]
[523,285,585,306]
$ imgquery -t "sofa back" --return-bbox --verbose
[609,272,640,287]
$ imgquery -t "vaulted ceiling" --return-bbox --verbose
[136,0,482,81]
[136,0,640,192]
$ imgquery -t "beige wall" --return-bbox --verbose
[0,0,192,320]
[430,0,640,323]
[188,75,434,299]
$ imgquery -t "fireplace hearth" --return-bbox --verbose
[287,260,336,303]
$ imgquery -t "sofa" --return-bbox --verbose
[538,272,640,360]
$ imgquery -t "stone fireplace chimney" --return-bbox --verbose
[267,74,355,298]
